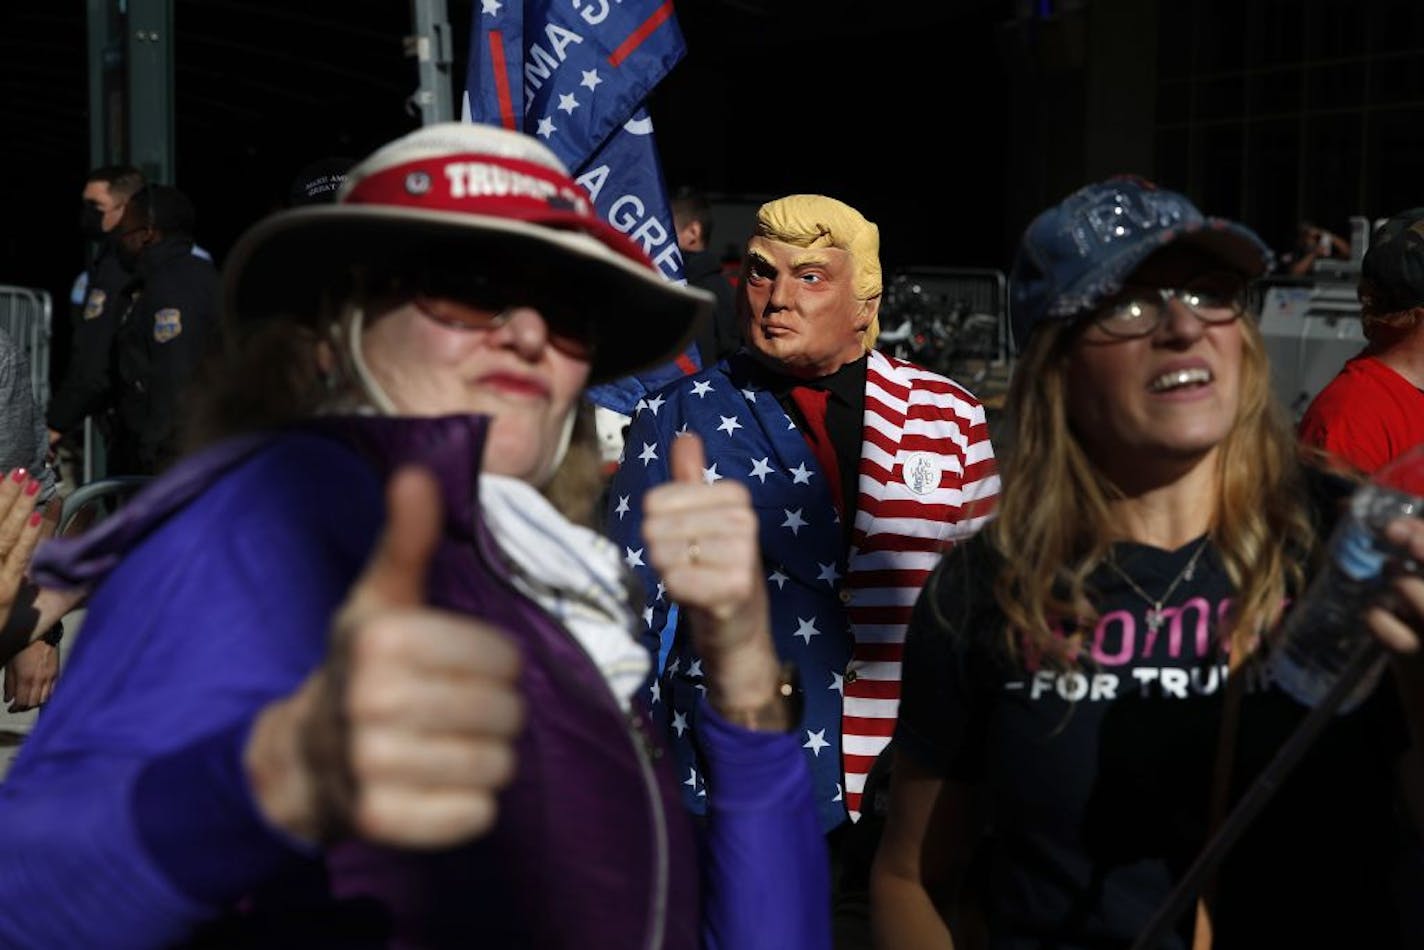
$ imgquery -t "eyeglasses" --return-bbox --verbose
[410,291,595,360]
[1090,274,1248,339]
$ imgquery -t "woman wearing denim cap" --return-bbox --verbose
[870,176,1424,948]
[0,124,828,949]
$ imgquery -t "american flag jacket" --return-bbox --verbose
[606,349,999,827]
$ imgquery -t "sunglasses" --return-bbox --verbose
[398,271,597,360]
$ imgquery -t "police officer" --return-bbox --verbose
[48,165,147,450]
[107,184,219,475]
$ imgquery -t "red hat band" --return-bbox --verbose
[344,153,595,224]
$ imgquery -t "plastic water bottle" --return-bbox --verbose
[1269,445,1424,712]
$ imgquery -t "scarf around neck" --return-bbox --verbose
[479,473,650,712]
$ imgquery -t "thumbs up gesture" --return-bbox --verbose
[246,467,525,848]
[642,435,788,730]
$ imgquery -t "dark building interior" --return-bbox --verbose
[2,0,1423,381]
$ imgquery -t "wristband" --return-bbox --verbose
[39,619,64,647]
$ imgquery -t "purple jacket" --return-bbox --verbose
[0,414,828,948]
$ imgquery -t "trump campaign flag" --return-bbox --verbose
[464,0,700,415]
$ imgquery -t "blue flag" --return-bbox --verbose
[463,0,700,414]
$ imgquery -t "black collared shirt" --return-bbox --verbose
[764,353,868,541]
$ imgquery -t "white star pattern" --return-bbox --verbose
[634,398,648,415]
[605,352,992,829]
[557,92,580,114]
[480,0,501,13]
[580,68,602,91]
[624,546,645,569]
[684,766,699,789]
[676,423,689,436]
[687,658,703,678]
[642,606,654,627]
[614,495,630,519]
[667,656,680,674]
[638,442,658,465]
[655,581,666,601]
[536,116,556,138]
[703,463,723,484]
[793,616,820,644]
[650,680,661,704]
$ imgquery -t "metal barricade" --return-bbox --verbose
[58,476,151,537]
[882,266,1012,363]
[875,266,1013,410]
[0,285,52,409]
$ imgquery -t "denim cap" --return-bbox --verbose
[1008,176,1273,349]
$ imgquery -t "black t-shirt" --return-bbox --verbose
[897,505,1414,948]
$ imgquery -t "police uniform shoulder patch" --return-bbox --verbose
[83,289,106,320]
[154,308,183,343]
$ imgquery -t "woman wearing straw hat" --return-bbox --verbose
[870,176,1424,948]
[0,124,828,948]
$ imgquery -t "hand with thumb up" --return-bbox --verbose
[641,434,791,731]
[245,466,525,848]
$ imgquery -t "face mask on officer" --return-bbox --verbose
[113,221,156,273]
[79,202,107,242]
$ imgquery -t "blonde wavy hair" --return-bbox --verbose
[986,314,1317,665]
[753,194,883,349]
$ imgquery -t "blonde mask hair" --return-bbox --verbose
[754,195,883,349]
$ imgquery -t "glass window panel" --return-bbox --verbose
[1198,76,1245,120]
[1245,119,1301,252]
[1307,63,1366,110]
[1201,123,1244,218]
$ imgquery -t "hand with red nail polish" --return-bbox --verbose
[0,466,43,629]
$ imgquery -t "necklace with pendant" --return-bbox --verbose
[1102,537,1211,634]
